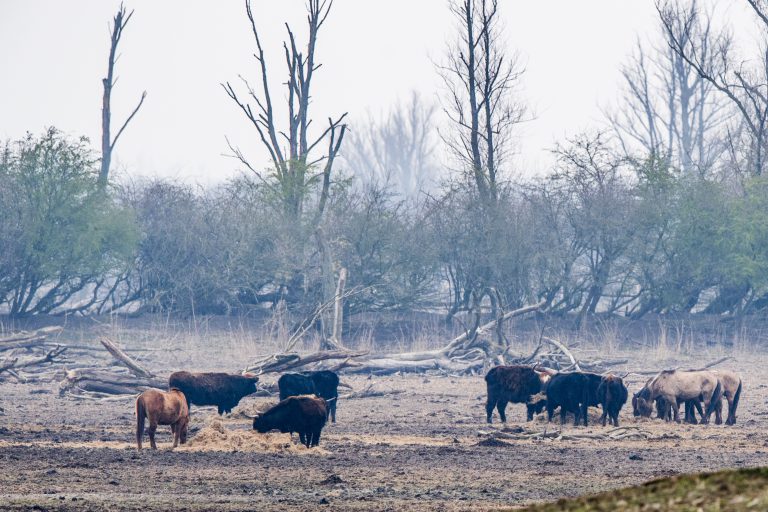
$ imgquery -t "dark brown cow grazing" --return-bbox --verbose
[485,365,554,423]
[253,395,328,447]
[135,388,189,450]
[168,371,259,415]
[597,374,628,426]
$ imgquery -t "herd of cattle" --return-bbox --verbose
[133,364,743,450]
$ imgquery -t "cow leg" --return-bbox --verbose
[312,429,321,447]
[496,400,508,423]
[581,403,589,427]
[611,409,620,427]
[600,408,608,427]
[560,407,567,426]
[299,432,307,447]
[148,422,158,450]
[217,405,224,415]
[485,399,496,424]
[331,400,337,423]
[546,403,555,423]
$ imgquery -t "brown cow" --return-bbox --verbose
[168,371,259,415]
[485,365,555,423]
[135,388,189,450]
[597,374,628,427]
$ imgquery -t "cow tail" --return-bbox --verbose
[705,380,723,419]
[732,379,743,419]
[136,397,146,448]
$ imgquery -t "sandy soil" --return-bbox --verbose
[2,349,768,512]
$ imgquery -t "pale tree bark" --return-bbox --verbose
[100,3,146,188]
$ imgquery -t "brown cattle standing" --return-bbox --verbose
[597,374,628,427]
[485,365,554,423]
[168,371,259,415]
[135,388,189,450]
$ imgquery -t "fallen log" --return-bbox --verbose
[244,349,368,375]
[541,336,581,371]
[378,301,546,363]
[99,338,155,379]
[0,326,62,345]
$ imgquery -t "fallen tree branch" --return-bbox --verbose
[99,338,155,379]
[541,336,581,371]
[244,349,368,375]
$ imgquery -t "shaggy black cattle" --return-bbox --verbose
[544,371,603,426]
[597,374,628,426]
[278,370,340,422]
[253,395,328,447]
[484,365,553,423]
[168,371,259,415]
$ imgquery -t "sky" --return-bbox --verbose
[0,1,757,184]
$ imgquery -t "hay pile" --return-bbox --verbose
[180,418,328,455]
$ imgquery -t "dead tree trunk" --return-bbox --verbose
[100,3,146,187]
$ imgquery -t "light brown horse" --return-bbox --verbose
[135,388,189,450]
[643,370,722,424]
[710,370,743,425]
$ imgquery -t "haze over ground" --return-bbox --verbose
[0,1,755,183]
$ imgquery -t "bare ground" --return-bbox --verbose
[2,317,768,510]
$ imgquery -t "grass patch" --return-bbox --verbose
[522,468,768,511]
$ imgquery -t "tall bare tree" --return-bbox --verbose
[608,2,728,175]
[223,0,347,224]
[658,0,768,177]
[439,0,527,205]
[343,92,439,198]
[100,3,146,188]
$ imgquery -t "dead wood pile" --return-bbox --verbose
[0,327,69,383]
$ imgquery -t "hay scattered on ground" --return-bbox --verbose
[180,418,329,455]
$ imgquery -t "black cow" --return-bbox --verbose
[278,370,340,422]
[597,375,628,426]
[545,371,602,426]
[168,371,259,415]
[253,395,327,447]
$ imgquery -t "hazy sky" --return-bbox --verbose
[0,1,756,184]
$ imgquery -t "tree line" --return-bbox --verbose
[2,0,768,327]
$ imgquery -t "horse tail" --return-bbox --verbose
[135,396,146,449]
[731,379,743,423]
[705,380,723,420]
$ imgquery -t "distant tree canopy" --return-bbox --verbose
[3,0,768,326]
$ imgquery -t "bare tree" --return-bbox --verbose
[343,92,439,198]
[607,3,729,175]
[658,0,768,176]
[100,3,146,188]
[223,0,347,224]
[439,0,527,205]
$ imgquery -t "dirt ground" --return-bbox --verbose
[1,318,768,511]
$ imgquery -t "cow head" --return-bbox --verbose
[241,372,260,394]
